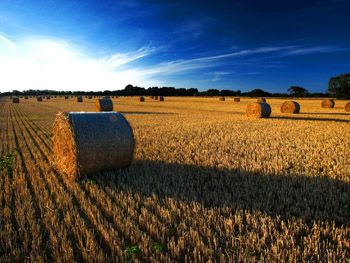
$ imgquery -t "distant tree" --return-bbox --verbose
[288,86,308,97]
[247,89,270,97]
[327,74,350,99]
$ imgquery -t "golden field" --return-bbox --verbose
[0,96,349,262]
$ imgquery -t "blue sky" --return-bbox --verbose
[0,0,349,92]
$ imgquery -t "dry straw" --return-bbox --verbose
[345,101,350,112]
[77,96,83,102]
[321,99,335,108]
[234,97,240,102]
[95,98,113,112]
[52,112,134,179]
[219,97,225,101]
[159,96,164,101]
[12,96,19,103]
[246,102,271,118]
[139,96,145,102]
[257,97,266,103]
[280,101,300,113]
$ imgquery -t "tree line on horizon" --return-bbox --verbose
[1,73,349,99]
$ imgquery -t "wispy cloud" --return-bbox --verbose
[284,45,348,55]
[0,32,16,49]
[0,36,160,91]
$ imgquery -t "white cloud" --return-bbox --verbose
[0,35,160,92]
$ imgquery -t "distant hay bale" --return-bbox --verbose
[219,97,225,101]
[65,96,69,99]
[95,99,113,112]
[246,102,271,118]
[24,96,28,99]
[77,96,83,102]
[159,96,164,101]
[46,96,50,100]
[88,96,92,99]
[53,112,134,179]
[139,96,145,102]
[154,96,159,100]
[280,101,300,113]
[257,97,266,103]
[345,102,350,112]
[234,97,240,102]
[12,96,19,103]
[37,96,43,102]
[321,99,335,108]
[151,96,155,99]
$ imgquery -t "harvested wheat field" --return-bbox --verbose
[0,96,350,262]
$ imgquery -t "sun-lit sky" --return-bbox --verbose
[0,0,349,92]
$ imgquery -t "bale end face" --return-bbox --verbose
[95,99,113,112]
[345,101,350,112]
[139,96,145,102]
[246,102,271,118]
[159,96,164,101]
[321,99,335,108]
[234,98,240,102]
[77,96,83,102]
[12,97,20,103]
[53,112,134,179]
[280,101,300,113]
[219,97,225,101]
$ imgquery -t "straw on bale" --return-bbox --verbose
[139,96,145,102]
[37,96,43,102]
[345,101,350,112]
[219,97,225,101]
[257,97,266,103]
[246,102,271,118]
[53,112,134,179]
[159,96,164,101]
[77,96,83,102]
[95,98,113,112]
[234,97,240,102]
[280,101,300,113]
[12,96,19,103]
[321,99,335,108]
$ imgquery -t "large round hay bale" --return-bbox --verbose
[159,96,164,101]
[12,96,19,103]
[321,99,335,108]
[219,97,225,101]
[65,96,69,99]
[345,102,350,112]
[37,96,43,102]
[257,97,266,103]
[46,96,50,100]
[280,101,300,113]
[139,96,145,102]
[246,102,271,118]
[154,96,158,100]
[234,97,240,102]
[53,112,134,179]
[24,96,28,99]
[77,96,83,103]
[95,98,113,112]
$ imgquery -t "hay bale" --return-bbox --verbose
[46,96,50,100]
[139,96,145,102]
[88,96,92,99]
[37,96,43,102]
[154,96,158,100]
[77,96,83,103]
[280,101,300,113]
[345,101,350,112]
[321,99,335,108]
[95,99,113,112]
[257,97,266,103]
[234,97,240,102]
[12,96,19,103]
[65,96,69,99]
[159,96,164,101]
[246,102,271,118]
[53,112,134,179]
[219,97,225,101]
[24,96,28,99]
